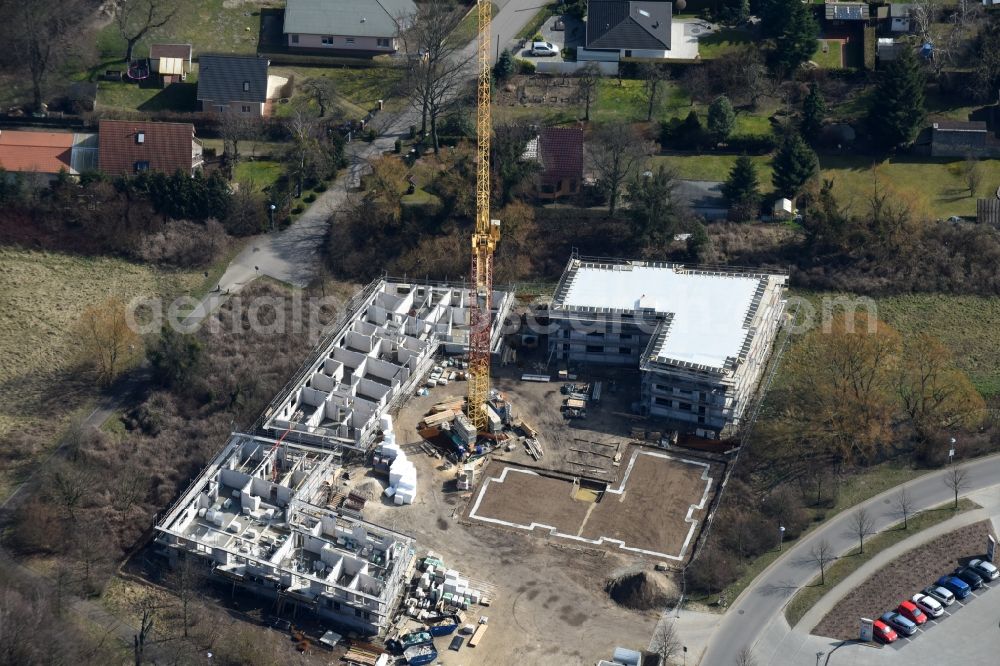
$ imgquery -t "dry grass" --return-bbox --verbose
[0,248,202,496]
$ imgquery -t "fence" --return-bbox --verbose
[535,60,618,76]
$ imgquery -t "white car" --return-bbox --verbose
[923,584,955,607]
[911,592,944,618]
[969,558,1000,581]
[530,41,559,57]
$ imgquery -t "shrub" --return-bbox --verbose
[313,183,327,193]
[726,133,778,154]
[516,58,536,74]
[292,205,304,214]
[409,124,417,139]
[394,138,402,153]
[303,193,316,203]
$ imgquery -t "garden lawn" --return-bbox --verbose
[697,28,753,60]
[234,160,284,189]
[97,78,198,112]
[270,65,406,117]
[652,154,774,184]
[813,39,843,69]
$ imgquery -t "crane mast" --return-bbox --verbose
[467,0,500,432]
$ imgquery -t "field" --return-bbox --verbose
[234,160,284,188]
[811,518,994,640]
[0,248,205,497]
[652,152,1000,218]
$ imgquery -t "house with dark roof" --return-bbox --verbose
[824,0,870,21]
[978,198,1000,227]
[524,127,585,200]
[930,120,1000,158]
[583,0,672,60]
[197,55,270,116]
[150,44,193,86]
[98,120,203,177]
[0,130,98,180]
[283,0,416,56]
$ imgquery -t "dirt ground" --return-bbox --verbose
[812,521,999,641]
[355,379,674,665]
[470,451,714,559]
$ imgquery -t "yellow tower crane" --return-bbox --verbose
[466,0,500,432]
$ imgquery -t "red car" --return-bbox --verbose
[873,619,898,643]
[898,600,927,625]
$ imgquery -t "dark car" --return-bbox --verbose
[937,575,972,600]
[953,566,985,590]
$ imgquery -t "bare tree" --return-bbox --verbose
[810,538,835,585]
[650,619,682,663]
[109,460,149,523]
[218,113,263,169]
[74,297,142,386]
[850,507,876,554]
[301,76,338,118]
[588,121,651,216]
[133,592,159,666]
[735,645,757,666]
[285,110,335,197]
[640,63,669,121]
[577,62,601,122]
[111,0,178,63]
[894,486,915,529]
[165,557,205,638]
[965,157,983,196]
[944,467,969,509]
[402,1,471,151]
[49,461,93,521]
[3,1,87,111]
[909,0,939,43]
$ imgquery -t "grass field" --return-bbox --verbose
[813,40,843,69]
[652,152,1000,218]
[234,160,284,189]
[784,499,977,627]
[0,248,206,497]
[270,65,406,117]
[697,28,753,60]
[514,2,557,41]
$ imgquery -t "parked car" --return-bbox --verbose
[953,566,985,590]
[924,584,956,606]
[969,558,999,581]
[898,600,928,625]
[937,575,971,600]
[530,41,559,57]
[873,619,898,643]
[912,592,945,618]
[881,610,918,637]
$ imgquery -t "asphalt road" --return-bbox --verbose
[700,453,1000,666]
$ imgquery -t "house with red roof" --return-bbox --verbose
[98,120,204,177]
[523,127,585,200]
[0,130,98,180]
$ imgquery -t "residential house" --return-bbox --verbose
[977,198,1000,226]
[197,55,270,115]
[0,130,97,180]
[582,0,671,60]
[150,44,193,86]
[889,4,912,32]
[524,127,584,200]
[98,120,204,177]
[929,120,1000,158]
[824,1,870,21]
[283,0,415,56]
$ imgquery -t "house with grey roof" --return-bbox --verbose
[582,0,672,60]
[283,0,416,56]
[197,55,270,116]
[930,120,1000,158]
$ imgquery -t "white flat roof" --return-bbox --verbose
[559,264,765,368]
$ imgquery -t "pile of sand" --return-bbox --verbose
[354,479,385,501]
[605,571,679,610]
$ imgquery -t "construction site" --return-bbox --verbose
[150,1,789,663]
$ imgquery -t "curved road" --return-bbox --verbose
[701,453,1000,665]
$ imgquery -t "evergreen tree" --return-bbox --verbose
[771,131,818,197]
[722,155,761,221]
[627,165,681,246]
[494,49,515,82]
[867,47,926,150]
[800,83,826,144]
[680,110,705,150]
[707,95,736,145]
[774,2,819,72]
[686,221,710,260]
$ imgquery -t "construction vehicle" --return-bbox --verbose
[466,0,501,433]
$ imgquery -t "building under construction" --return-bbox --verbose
[548,256,787,438]
[155,434,415,635]
[258,278,514,450]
